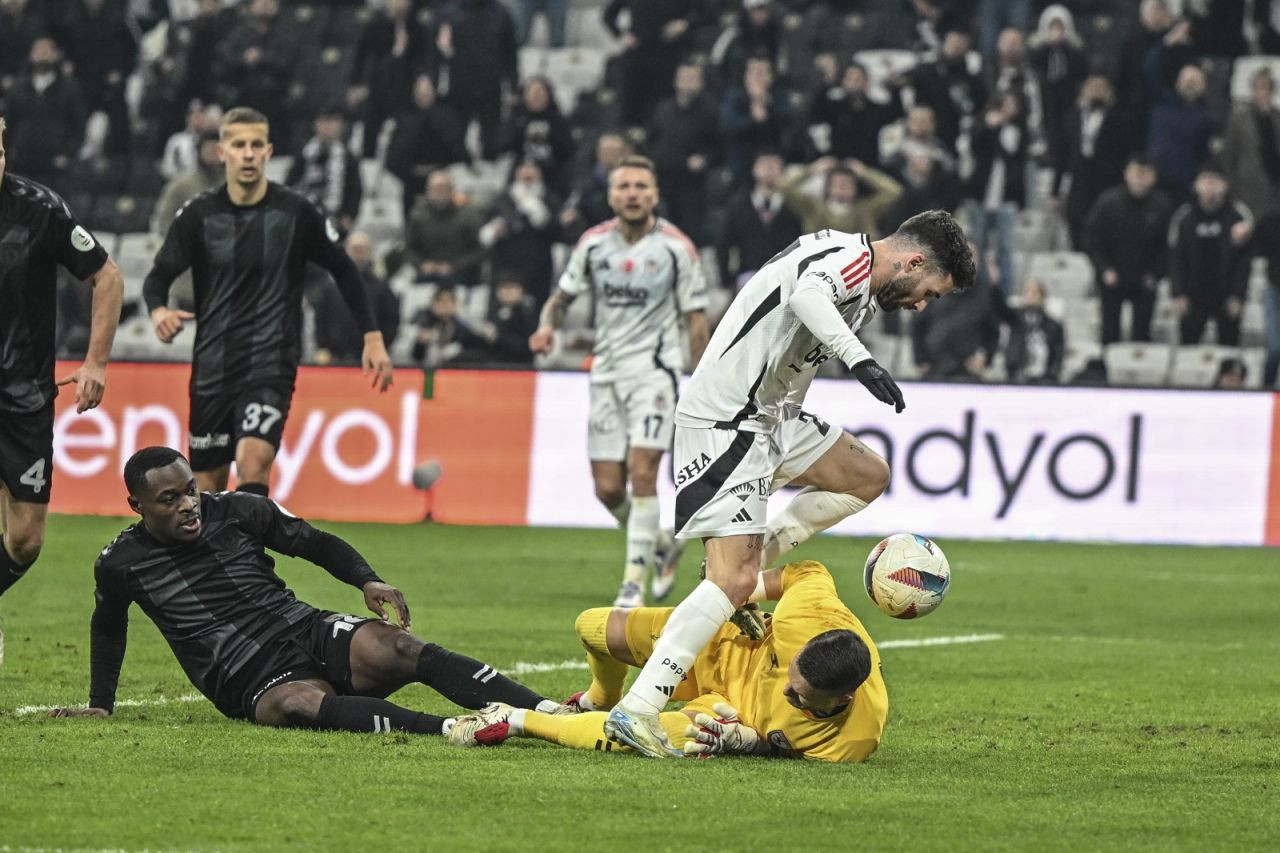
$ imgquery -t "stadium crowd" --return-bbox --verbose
[3,0,1279,388]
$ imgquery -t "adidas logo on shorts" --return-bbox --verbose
[731,508,753,524]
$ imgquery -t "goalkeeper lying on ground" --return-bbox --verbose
[453,561,888,761]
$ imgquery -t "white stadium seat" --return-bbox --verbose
[1104,342,1172,387]
[1024,251,1094,300]
[1169,344,1242,388]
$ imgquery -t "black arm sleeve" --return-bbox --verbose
[301,201,378,333]
[142,208,195,313]
[290,528,384,589]
[88,568,131,713]
[240,493,383,589]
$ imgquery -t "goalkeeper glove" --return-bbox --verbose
[851,359,905,412]
[683,703,762,756]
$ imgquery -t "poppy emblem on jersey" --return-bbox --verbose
[623,259,634,274]
[841,254,870,290]
[71,225,96,252]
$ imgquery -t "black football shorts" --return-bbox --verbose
[188,382,294,471]
[214,610,379,721]
[0,403,55,504]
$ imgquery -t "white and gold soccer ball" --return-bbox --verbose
[863,533,951,619]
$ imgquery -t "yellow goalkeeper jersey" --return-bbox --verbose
[690,560,888,762]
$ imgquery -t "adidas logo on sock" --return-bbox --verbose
[656,684,675,697]
[731,508,753,523]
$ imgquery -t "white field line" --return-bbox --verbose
[9,634,1004,716]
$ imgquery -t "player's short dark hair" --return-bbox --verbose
[796,629,872,695]
[609,155,658,185]
[220,106,270,137]
[892,209,976,293]
[124,446,188,496]
[1127,153,1154,169]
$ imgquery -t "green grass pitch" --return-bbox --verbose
[1,515,1277,851]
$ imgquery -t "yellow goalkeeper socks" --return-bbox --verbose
[574,607,628,710]
[520,711,690,753]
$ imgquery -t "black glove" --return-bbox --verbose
[852,359,905,412]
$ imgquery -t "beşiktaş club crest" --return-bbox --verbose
[71,225,96,252]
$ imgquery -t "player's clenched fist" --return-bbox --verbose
[683,702,763,756]
[150,306,195,343]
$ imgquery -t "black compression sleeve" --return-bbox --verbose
[291,528,383,589]
[88,601,129,713]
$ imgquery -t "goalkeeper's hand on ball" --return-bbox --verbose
[683,703,763,757]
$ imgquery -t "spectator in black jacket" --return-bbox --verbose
[603,0,703,127]
[213,0,294,118]
[713,0,782,89]
[386,75,469,222]
[2,36,87,193]
[964,90,1030,294]
[311,231,401,366]
[60,0,137,157]
[715,150,800,290]
[410,287,490,368]
[560,131,630,241]
[896,28,985,156]
[808,60,901,169]
[1058,75,1130,251]
[1144,22,1215,199]
[648,62,720,244]
[1084,155,1173,345]
[912,241,1005,382]
[721,56,795,183]
[286,106,363,236]
[437,0,518,159]
[880,145,962,234]
[483,275,539,365]
[1028,5,1087,191]
[498,77,576,196]
[1004,279,1064,384]
[480,160,563,304]
[0,0,46,89]
[347,0,438,157]
[1168,166,1253,346]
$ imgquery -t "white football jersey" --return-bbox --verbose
[558,217,709,383]
[676,230,879,432]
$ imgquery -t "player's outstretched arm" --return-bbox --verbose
[56,258,124,413]
[51,583,133,719]
[361,330,394,392]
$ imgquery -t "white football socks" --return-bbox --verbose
[763,488,868,565]
[507,708,528,735]
[623,495,659,586]
[618,579,735,715]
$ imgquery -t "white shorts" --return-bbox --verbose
[673,410,842,540]
[587,370,678,462]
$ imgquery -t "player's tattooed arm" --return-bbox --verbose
[530,288,577,353]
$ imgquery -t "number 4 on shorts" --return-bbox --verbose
[19,459,48,494]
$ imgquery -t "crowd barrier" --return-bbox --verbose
[50,364,1280,546]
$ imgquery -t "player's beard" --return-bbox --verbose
[875,270,922,311]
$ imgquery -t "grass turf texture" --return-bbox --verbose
[1,515,1277,852]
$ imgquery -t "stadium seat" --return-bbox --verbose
[115,233,163,303]
[1229,55,1280,104]
[1024,251,1094,300]
[1169,344,1243,388]
[1242,299,1265,346]
[266,156,293,184]
[1104,342,1172,386]
[1062,339,1103,383]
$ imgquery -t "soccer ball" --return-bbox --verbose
[863,533,951,619]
